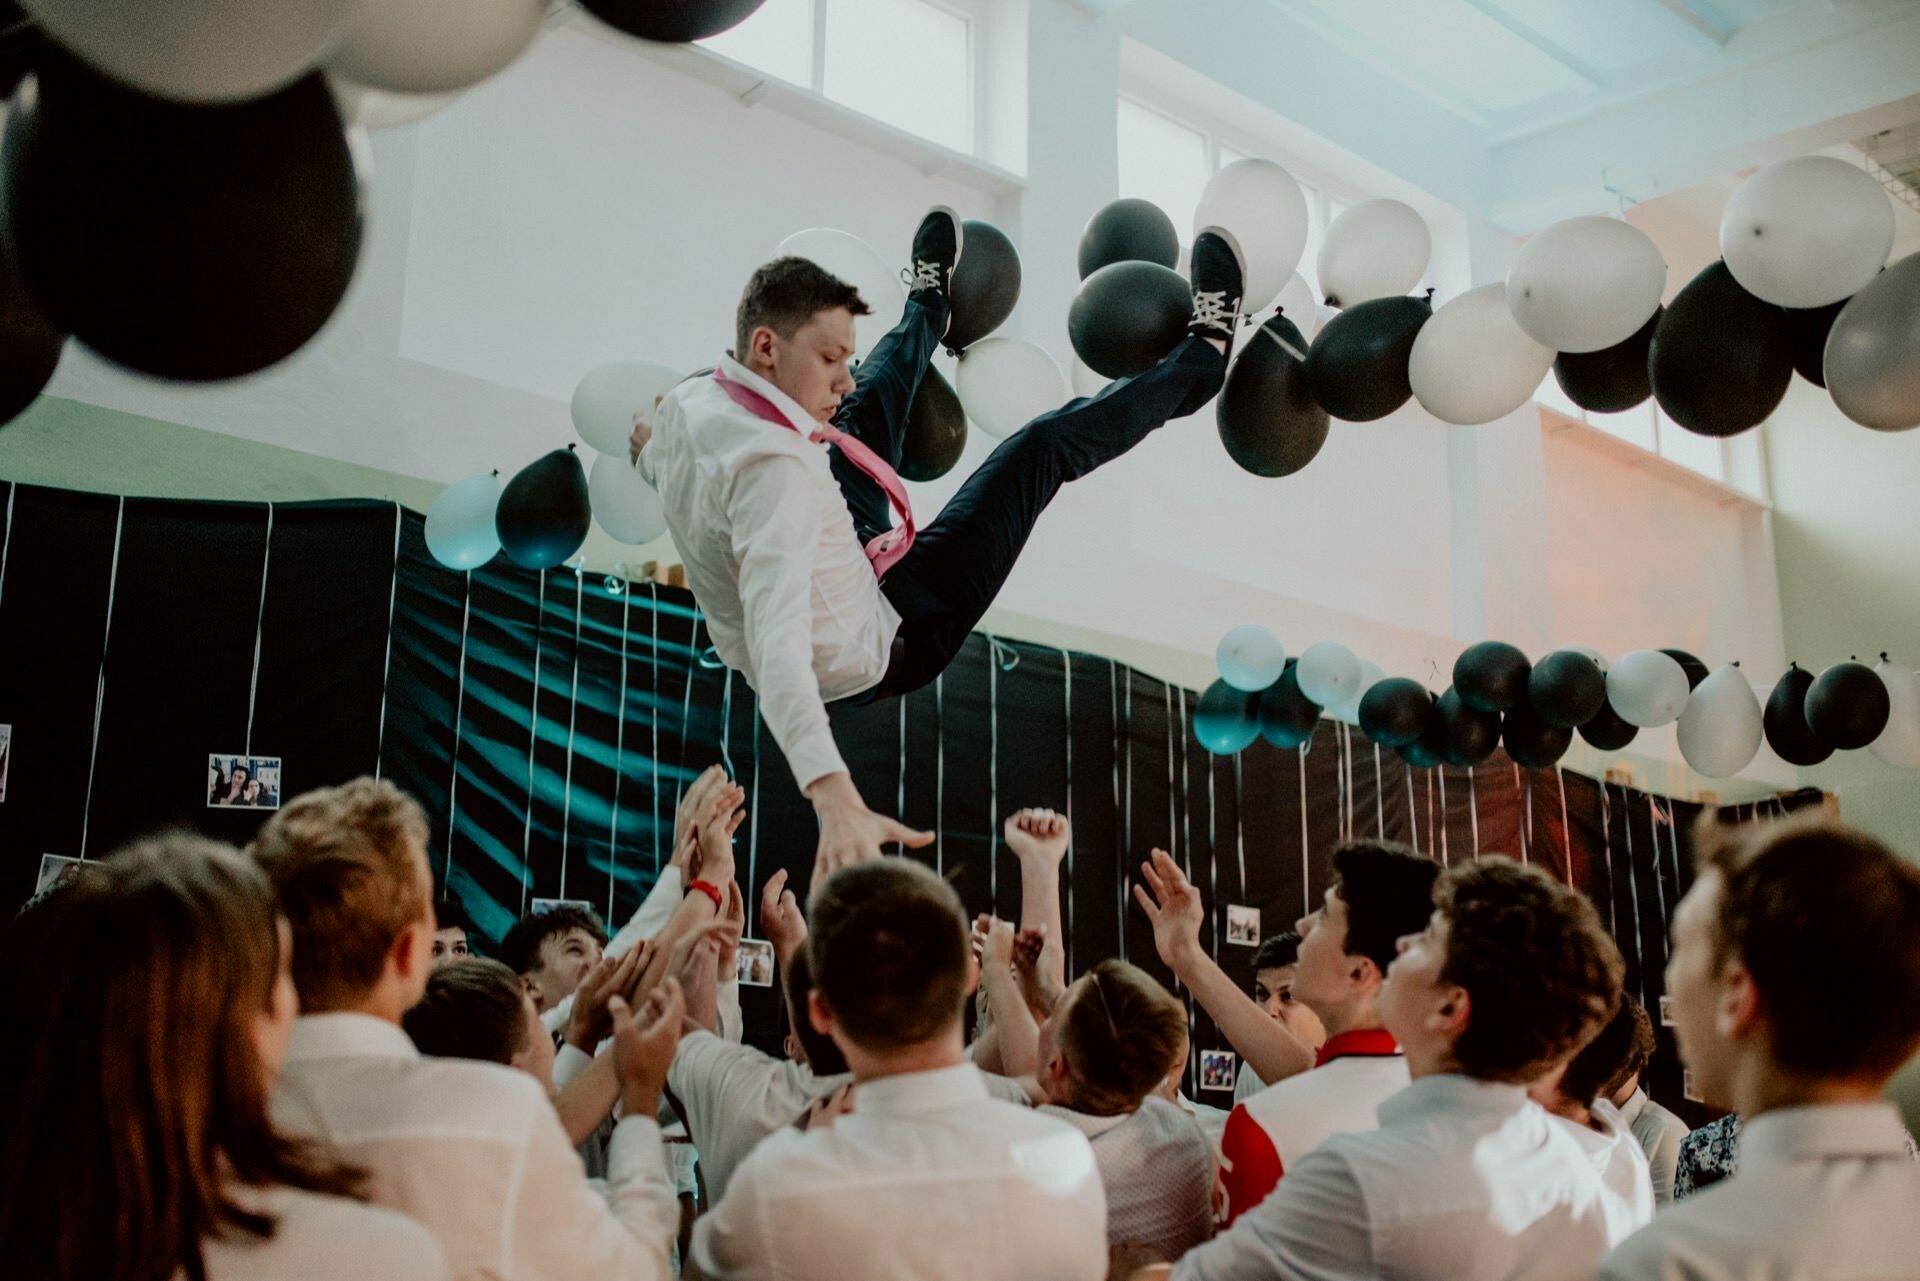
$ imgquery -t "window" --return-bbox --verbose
[701,0,976,154]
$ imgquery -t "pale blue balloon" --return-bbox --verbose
[1216,624,1287,691]
[425,470,504,570]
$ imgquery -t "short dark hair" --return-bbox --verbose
[1054,961,1189,1115]
[1437,858,1624,1084]
[1252,931,1302,972]
[403,958,531,1065]
[497,905,607,978]
[807,859,968,1050]
[1559,993,1643,1106]
[1602,996,1656,1099]
[735,256,872,359]
[1332,840,1442,975]
[1695,812,1920,1079]
[434,896,475,940]
[781,947,849,1077]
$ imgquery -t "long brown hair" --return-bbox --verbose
[0,833,360,1281]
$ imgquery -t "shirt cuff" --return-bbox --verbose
[608,1113,666,1183]
[784,732,849,796]
[553,1042,594,1091]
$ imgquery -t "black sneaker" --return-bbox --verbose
[1188,226,1247,347]
[904,206,964,299]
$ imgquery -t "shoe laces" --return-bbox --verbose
[903,261,944,292]
[1192,290,1237,332]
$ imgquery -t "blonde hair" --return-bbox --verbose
[249,777,431,1011]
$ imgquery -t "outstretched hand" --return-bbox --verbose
[689,779,747,888]
[565,942,649,1051]
[807,773,933,887]
[759,868,807,964]
[609,978,685,1117]
[1131,847,1206,972]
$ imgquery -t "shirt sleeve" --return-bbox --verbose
[691,1131,799,1280]
[552,1043,595,1092]
[607,866,682,959]
[1174,1144,1373,1281]
[727,454,847,792]
[1645,1119,1683,1205]
[505,1090,677,1280]
[1218,1103,1284,1226]
[717,978,744,1044]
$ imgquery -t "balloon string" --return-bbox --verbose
[1437,766,1450,866]
[79,498,125,861]
[373,502,400,778]
[446,571,472,884]
[522,571,547,915]
[608,583,629,924]
[0,484,16,615]
[1298,743,1310,916]
[650,585,661,877]
[1164,680,1177,867]
[1062,649,1075,978]
[559,570,585,900]
[245,504,275,759]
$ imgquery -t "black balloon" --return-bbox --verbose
[1195,679,1261,755]
[1304,294,1432,422]
[898,367,967,482]
[1258,661,1321,750]
[1528,650,1608,728]
[1455,641,1531,714]
[1078,198,1178,279]
[498,447,592,570]
[1764,664,1833,766]
[1804,661,1890,751]
[1503,705,1573,769]
[1650,261,1793,438]
[1433,687,1500,767]
[1579,698,1638,751]
[1783,299,1847,388]
[1553,309,1658,413]
[945,220,1020,352]
[580,0,766,40]
[1069,260,1192,379]
[1216,316,1329,478]
[1398,725,1445,770]
[0,225,64,425]
[1,54,362,382]
[1358,677,1433,748]
[1660,648,1709,692]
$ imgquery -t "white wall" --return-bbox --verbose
[28,0,1793,789]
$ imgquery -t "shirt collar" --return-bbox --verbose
[287,1012,420,1064]
[1041,1105,1134,1139]
[1376,1072,1531,1128]
[852,1062,991,1117]
[1315,1027,1401,1067]
[716,353,821,437]
[1739,1103,1912,1172]
[1615,1087,1649,1127]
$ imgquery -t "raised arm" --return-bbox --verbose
[976,916,1039,1080]
[1005,808,1069,1008]
[1132,849,1315,1087]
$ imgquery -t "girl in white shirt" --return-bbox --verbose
[0,834,446,1281]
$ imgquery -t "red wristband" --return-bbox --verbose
[686,879,723,909]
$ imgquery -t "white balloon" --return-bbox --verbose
[1070,355,1112,399]
[1869,658,1920,769]
[1217,625,1286,692]
[21,0,367,102]
[571,360,683,458]
[425,470,504,570]
[1195,159,1310,312]
[1272,272,1317,327]
[1329,660,1385,726]
[776,228,907,360]
[1567,645,1609,673]
[955,339,1066,439]
[329,75,461,130]
[1608,650,1691,728]
[329,0,543,95]
[1409,284,1556,426]
[1316,199,1431,309]
[1296,641,1362,708]
[1720,156,1896,308]
[1676,665,1764,778]
[588,453,668,545]
[1507,216,1667,353]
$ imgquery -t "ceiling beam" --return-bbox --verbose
[1457,0,1606,89]
[1641,0,1736,49]
[1485,8,1920,230]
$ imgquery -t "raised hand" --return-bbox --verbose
[566,943,648,1051]
[980,915,1016,971]
[689,780,746,888]
[609,977,686,1118]
[1010,926,1064,1019]
[808,773,932,887]
[1131,847,1206,970]
[759,867,807,965]
[716,880,746,979]
[1003,808,1069,866]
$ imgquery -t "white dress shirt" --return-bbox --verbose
[1173,1073,1615,1281]
[1231,1059,1267,1105]
[692,1061,1107,1281]
[1617,1086,1690,1204]
[640,355,902,791]
[1552,1099,1654,1247]
[1041,1096,1216,1259]
[1598,1101,1920,1281]
[272,1013,678,1281]
[196,1186,448,1281]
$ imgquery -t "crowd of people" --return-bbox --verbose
[2,762,1917,1281]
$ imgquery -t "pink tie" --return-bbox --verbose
[713,370,916,579]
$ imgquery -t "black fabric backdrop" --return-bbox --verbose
[0,482,1821,1123]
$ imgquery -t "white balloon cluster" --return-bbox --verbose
[1213,626,1381,725]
